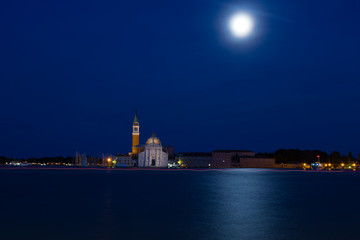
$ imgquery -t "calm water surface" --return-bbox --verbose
[1,168,359,240]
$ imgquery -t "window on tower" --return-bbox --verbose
[134,127,138,131]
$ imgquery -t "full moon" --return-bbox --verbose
[229,13,254,38]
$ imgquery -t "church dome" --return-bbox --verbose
[146,132,161,145]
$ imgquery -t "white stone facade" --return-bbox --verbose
[138,135,168,167]
[116,155,133,167]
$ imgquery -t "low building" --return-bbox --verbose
[176,152,212,168]
[211,150,275,168]
[115,154,134,167]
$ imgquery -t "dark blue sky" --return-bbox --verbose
[1,0,359,158]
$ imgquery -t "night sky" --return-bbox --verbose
[1,0,359,158]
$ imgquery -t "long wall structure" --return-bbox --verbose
[211,150,275,168]
[176,152,212,168]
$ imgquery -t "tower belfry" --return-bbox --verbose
[132,112,140,155]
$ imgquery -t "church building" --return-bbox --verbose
[131,113,169,168]
[138,133,168,167]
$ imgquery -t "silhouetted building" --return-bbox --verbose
[176,152,212,168]
[163,145,175,160]
[211,150,275,168]
[75,152,102,166]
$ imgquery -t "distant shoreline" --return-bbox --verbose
[0,166,358,173]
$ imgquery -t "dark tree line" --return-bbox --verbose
[257,149,359,165]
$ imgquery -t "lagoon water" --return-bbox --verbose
[1,168,360,240]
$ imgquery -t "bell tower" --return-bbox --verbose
[132,112,140,155]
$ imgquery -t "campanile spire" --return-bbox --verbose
[132,112,140,155]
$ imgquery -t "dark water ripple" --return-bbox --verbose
[1,169,359,240]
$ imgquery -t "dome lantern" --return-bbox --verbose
[146,132,161,145]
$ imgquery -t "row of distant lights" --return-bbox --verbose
[305,163,357,168]
[7,162,71,166]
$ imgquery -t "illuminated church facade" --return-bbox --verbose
[131,113,169,168]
